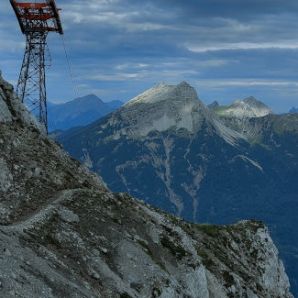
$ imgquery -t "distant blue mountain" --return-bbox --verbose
[289,107,298,114]
[48,94,122,131]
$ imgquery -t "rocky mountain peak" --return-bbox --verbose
[47,93,123,131]
[125,81,200,107]
[117,81,206,136]
[216,96,272,118]
[107,81,242,145]
[240,96,270,111]
[208,100,220,109]
[242,96,262,104]
[232,96,272,117]
[71,94,104,105]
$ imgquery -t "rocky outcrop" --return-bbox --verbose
[0,72,293,297]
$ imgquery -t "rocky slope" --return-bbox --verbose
[58,82,298,296]
[0,72,294,297]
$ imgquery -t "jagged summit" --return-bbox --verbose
[231,96,272,117]
[67,94,104,105]
[120,81,207,136]
[242,96,263,105]
[237,96,270,110]
[217,96,272,118]
[110,81,242,144]
[208,100,219,109]
[125,81,200,107]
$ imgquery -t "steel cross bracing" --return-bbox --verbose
[10,0,63,132]
[17,32,48,129]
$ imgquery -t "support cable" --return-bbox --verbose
[61,35,80,98]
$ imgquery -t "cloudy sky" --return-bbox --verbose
[1,0,298,112]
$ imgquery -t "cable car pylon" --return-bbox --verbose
[10,0,63,133]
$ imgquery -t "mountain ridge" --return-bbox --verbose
[289,107,298,114]
[47,94,123,132]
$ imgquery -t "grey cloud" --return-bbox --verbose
[1,0,298,112]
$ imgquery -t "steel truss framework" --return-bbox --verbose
[10,0,63,132]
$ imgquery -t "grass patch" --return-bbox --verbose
[120,293,132,298]
[196,224,222,237]
[196,248,215,270]
[223,271,234,288]
[160,236,189,260]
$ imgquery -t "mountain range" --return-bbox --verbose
[0,72,293,297]
[57,82,298,296]
[47,94,122,132]
[289,107,298,114]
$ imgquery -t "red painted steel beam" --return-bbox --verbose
[47,0,63,34]
[10,0,63,35]
[23,14,53,21]
[12,2,48,9]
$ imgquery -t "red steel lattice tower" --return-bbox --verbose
[10,0,63,132]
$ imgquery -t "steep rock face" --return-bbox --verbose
[0,72,293,297]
